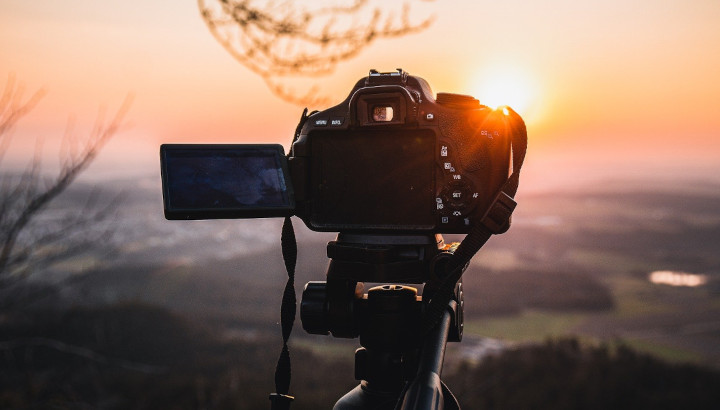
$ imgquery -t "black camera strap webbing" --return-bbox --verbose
[422,106,527,335]
[269,217,297,410]
[270,108,317,410]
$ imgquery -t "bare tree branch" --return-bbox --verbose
[0,73,46,164]
[0,75,132,291]
[199,0,436,106]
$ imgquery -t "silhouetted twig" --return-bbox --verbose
[198,0,436,106]
[0,74,131,303]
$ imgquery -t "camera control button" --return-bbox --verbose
[442,182,476,214]
[330,117,345,126]
[314,118,329,127]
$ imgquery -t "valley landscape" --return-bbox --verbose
[2,174,720,408]
[92,175,720,362]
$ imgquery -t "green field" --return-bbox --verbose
[462,266,719,366]
[464,311,587,343]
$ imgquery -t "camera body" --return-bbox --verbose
[161,69,520,234]
[287,69,513,234]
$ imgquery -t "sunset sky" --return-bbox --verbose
[2,0,719,190]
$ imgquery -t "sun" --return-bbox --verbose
[470,67,537,119]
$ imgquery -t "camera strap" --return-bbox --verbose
[270,108,317,410]
[269,217,297,410]
[423,106,528,335]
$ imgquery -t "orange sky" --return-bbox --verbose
[1,0,719,190]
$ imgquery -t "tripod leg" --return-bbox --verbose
[398,301,458,410]
[441,381,460,410]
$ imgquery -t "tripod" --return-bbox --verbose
[300,233,463,410]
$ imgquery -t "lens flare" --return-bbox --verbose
[471,68,537,119]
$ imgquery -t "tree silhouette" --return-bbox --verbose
[0,74,131,307]
[198,0,436,106]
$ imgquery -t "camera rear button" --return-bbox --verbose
[314,118,329,127]
[330,117,345,126]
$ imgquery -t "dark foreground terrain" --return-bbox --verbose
[2,304,719,409]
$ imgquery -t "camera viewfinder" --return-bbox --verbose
[372,105,394,122]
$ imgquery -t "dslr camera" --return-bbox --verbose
[161,69,519,234]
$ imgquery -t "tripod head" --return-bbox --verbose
[300,233,463,409]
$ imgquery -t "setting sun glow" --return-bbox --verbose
[470,68,538,121]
